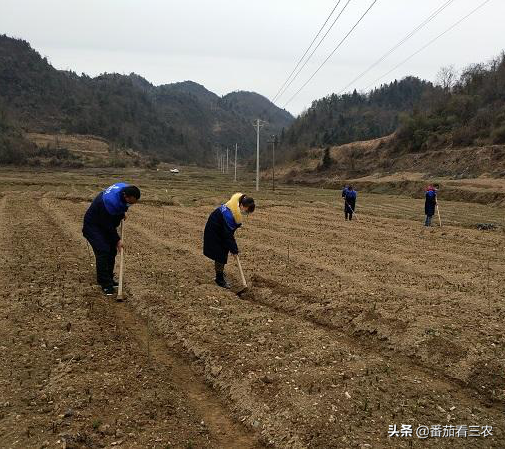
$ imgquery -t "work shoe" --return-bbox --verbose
[215,273,231,289]
[215,278,231,289]
[102,285,115,296]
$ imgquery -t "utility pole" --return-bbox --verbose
[234,143,238,182]
[268,135,277,191]
[256,120,260,191]
[253,119,265,191]
[226,147,229,173]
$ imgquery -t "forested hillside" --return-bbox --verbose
[0,35,293,165]
[220,91,293,130]
[395,52,505,151]
[279,77,437,154]
[277,52,505,180]
[0,105,36,164]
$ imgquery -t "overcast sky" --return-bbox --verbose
[2,0,504,115]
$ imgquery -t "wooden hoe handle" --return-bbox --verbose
[235,254,247,288]
[117,221,125,299]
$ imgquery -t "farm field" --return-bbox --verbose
[0,167,504,448]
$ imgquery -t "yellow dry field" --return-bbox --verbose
[26,133,110,155]
[0,167,504,448]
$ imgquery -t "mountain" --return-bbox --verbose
[220,91,293,131]
[278,51,505,180]
[274,52,505,182]
[0,35,294,165]
[279,76,437,153]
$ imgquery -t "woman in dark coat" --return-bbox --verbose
[203,193,255,288]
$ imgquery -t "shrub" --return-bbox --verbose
[491,125,505,144]
[321,147,332,169]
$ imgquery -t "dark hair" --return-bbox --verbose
[348,185,353,190]
[123,185,141,199]
[239,194,255,213]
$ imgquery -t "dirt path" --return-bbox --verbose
[112,303,262,449]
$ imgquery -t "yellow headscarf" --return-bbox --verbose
[225,192,243,225]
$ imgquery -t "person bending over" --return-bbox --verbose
[83,183,140,295]
[203,193,255,289]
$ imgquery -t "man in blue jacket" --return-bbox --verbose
[342,185,357,220]
[83,183,141,295]
[424,184,437,226]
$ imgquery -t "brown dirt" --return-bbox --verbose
[24,133,147,167]
[26,134,110,156]
[1,167,504,448]
[277,135,505,202]
[281,168,505,207]
[0,184,261,448]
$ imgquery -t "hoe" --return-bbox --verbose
[234,254,248,296]
[117,220,126,302]
[436,202,442,227]
[345,200,358,220]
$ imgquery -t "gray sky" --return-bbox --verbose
[2,0,504,115]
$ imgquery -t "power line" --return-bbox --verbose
[283,0,379,108]
[337,0,457,95]
[364,0,492,91]
[274,0,353,104]
[271,0,343,104]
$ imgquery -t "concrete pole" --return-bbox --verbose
[234,143,237,182]
[272,136,275,191]
[256,119,260,192]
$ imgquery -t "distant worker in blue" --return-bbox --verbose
[83,183,141,295]
[424,184,438,226]
[342,185,357,221]
[203,193,255,289]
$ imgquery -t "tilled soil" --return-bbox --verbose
[1,168,504,448]
[0,189,260,448]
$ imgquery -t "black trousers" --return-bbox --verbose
[92,246,117,288]
[344,201,355,220]
[214,261,226,281]
[215,261,225,273]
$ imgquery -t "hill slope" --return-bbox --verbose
[0,35,294,164]
[279,76,437,153]
[221,91,293,130]
[395,52,505,151]
[276,52,505,181]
